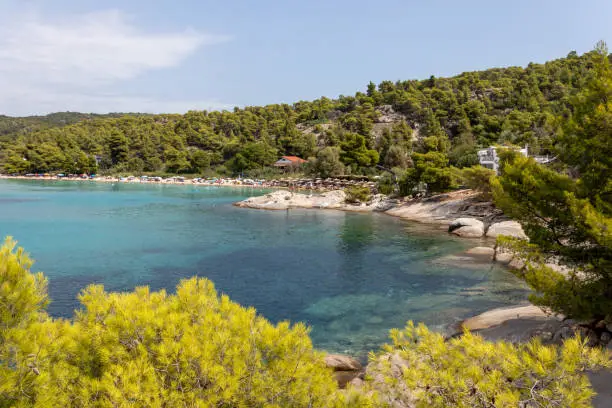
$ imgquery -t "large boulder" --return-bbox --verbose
[324,354,362,371]
[448,218,485,238]
[486,221,527,239]
[324,354,364,389]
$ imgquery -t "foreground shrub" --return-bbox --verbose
[366,321,611,408]
[2,238,610,407]
[0,237,364,408]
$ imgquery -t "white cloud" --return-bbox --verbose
[0,9,232,115]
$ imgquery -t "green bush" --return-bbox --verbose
[376,174,397,195]
[365,321,611,408]
[345,186,372,203]
[459,165,496,200]
[0,237,366,408]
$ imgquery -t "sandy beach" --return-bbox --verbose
[0,174,280,188]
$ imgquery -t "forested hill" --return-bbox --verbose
[0,49,603,177]
[0,112,138,141]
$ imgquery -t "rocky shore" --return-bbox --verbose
[235,188,527,240]
[234,190,392,212]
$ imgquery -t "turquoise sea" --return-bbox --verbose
[0,179,528,358]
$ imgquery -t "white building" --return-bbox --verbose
[477,145,528,173]
[477,145,555,173]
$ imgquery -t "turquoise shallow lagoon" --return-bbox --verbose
[0,179,528,358]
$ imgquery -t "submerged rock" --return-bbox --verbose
[448,218,485,238]
[465,246,495,256]
[464,246,495,262]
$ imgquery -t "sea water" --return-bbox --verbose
[0,179,529,358]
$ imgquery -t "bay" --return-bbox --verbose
[0,179,528,358]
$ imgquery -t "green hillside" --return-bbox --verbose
[0,112,135,141]
[0,49,602,179]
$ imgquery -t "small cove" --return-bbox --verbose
[0,179,529,359]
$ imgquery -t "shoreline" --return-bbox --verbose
[234,190,612,355]
[233,190,550,334]
[6,176,608,396]
[0,174,280,189]
[0,174,375,192]
[5,176,533,328]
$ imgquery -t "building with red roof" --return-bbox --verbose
[273,156,307,168]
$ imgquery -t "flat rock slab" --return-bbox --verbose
[385,190,491,224]
[235,190,391,212]
[461,305,553,331]
[475,317,564,343]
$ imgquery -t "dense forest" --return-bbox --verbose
[0,112,134,142]
[0,49,606,192]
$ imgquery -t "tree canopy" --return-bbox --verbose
[1,49,607,185]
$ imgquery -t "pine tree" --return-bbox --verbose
[491,44,612,321]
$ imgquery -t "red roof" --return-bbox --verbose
[279,156,307,163]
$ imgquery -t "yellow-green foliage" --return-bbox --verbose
[368,321,611,408]
[0,238,364,408]
[0,237,48,335]
[2,238,610,408]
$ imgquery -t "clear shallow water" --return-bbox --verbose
[0,179,529,358]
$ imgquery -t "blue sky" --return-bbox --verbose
[1,0,611,116]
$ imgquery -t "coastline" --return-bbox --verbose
[0,174,376,192]
[234,189,525,239]
[3,177,590,335]
[234,190,612,354]
[232,189,555,335]
[0,174,277,189]
[5,175,610,400]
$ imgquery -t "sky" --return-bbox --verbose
[1,0,612,116]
